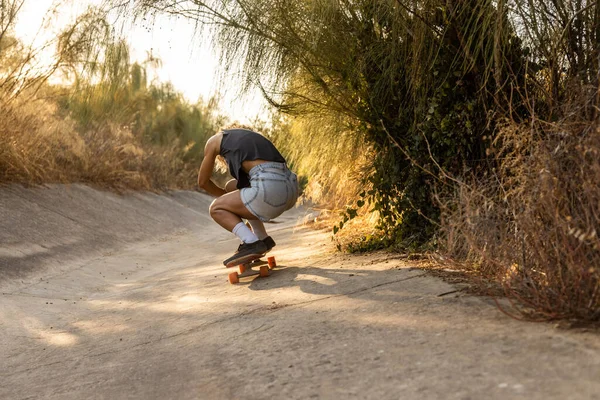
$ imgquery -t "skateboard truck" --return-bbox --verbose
[228,256,277,284]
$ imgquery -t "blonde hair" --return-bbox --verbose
[220,122,255,131]
[215,154,228,173]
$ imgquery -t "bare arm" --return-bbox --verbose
[197,134,227,197]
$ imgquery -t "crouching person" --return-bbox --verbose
[197,127,298,267]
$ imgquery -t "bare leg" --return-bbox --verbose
[209,190,258,232]
[247,219,268,239]
[222,179,266,237]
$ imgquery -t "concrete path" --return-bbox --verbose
[1,185,598,399]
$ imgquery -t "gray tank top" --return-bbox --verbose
[220,129,286,189]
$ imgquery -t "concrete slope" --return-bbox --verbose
[0,185,599,400]
[0,184,216,285]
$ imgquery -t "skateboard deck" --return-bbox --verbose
[228,256,277,284]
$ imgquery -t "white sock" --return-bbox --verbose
[232,222,259,243]
[247,219,268,240]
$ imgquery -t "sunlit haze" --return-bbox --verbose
[14,0,269,123]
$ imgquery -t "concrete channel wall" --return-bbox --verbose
[0,184,217,285]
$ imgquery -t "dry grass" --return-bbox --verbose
[440,118,600,322]
[270,115,372,211]
[0,98,199,191]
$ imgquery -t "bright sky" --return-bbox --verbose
[14,0,268,123]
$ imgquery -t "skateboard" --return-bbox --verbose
[228,256,277,284]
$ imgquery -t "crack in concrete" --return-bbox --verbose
[2,292,71,301]
[246,272,430,314]
[0,360,65,379]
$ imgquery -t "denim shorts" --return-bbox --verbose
[240,162,299,222]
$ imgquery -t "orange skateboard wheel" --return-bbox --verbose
[259,265,270,277]
[267,256,276,269]
[228,272,239,284]
[239,264,247,274]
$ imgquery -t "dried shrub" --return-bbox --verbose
[0,98,200,191]
[441,118,600,321]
